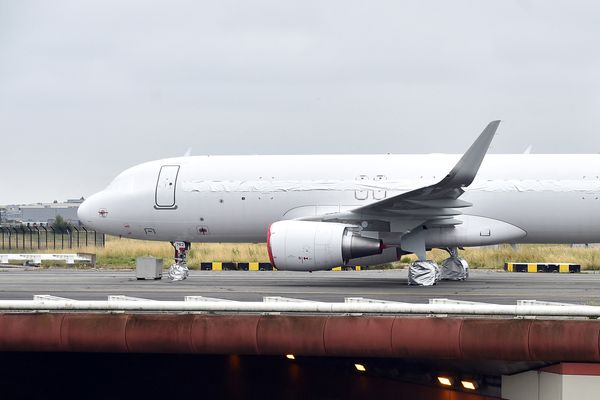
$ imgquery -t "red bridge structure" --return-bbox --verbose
[1,298,599,399]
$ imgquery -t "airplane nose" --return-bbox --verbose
[77,194,98,229]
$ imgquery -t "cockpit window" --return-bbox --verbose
[106,169,136,193]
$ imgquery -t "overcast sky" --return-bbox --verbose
[1,0,599,204]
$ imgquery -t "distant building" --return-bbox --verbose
[3,198,84,226]
[2,205,22,222]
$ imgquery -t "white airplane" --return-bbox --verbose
[77,121,600,281]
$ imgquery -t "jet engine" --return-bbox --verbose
[267,220,383,271]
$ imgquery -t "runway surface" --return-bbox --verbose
[0,267,599,304]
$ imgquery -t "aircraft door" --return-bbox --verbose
[155,165,180,209]
[373,175,387,200]
[355,175,369,200]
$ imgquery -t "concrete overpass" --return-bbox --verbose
[1,295,600,399]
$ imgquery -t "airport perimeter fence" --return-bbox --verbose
[0,226,105,250]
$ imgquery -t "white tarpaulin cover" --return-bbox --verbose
[441,257,469,281]
[408,260,440,286]
[168,263,189,281]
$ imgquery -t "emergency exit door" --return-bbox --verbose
[155,165,180,209]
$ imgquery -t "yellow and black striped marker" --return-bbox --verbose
[198,262,363,271]
[200,262,274,271]
[331,266,362,271]
[504,262,580,273]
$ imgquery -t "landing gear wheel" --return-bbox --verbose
[168,241,190,281]
[440,247,469,281]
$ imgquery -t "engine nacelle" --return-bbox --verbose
[267,221,383,271]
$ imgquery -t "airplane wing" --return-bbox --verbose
[306,121,501,256]
[353,120,500,222]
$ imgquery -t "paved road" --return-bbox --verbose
[0,267,599,304]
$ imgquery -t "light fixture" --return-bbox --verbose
[437,376,453,386]
[461,380,478,390]
[354,363,366,372]
[285,354,295,360]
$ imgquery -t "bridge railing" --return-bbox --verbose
[0,296,597,317]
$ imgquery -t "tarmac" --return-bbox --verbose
[0,267,598,304]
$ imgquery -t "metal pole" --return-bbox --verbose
[28,226,32,249]
[82,227,88,247]
[51,227,56,249]
[73,226,79,248]
[35,226,40,249]
[41,226,48,249]
[0,300,599,317]
[13,227,18,249]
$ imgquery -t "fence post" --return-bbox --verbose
[72,226,79,248]
[82,227,88,247]
[41,225,48,249]
[13,227,18,249]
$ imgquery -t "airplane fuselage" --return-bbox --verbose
[78,154,600,245]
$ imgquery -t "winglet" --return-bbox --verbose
[442,120,500,188]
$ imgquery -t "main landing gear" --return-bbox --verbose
[168,241,190,281]
[408,247,469,286]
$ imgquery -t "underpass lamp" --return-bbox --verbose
[437,376,453,386]
[285,354,295,360]
[460,380,478,390]
[354,363,366,372]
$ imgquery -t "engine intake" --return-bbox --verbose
[267,220,383,271]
